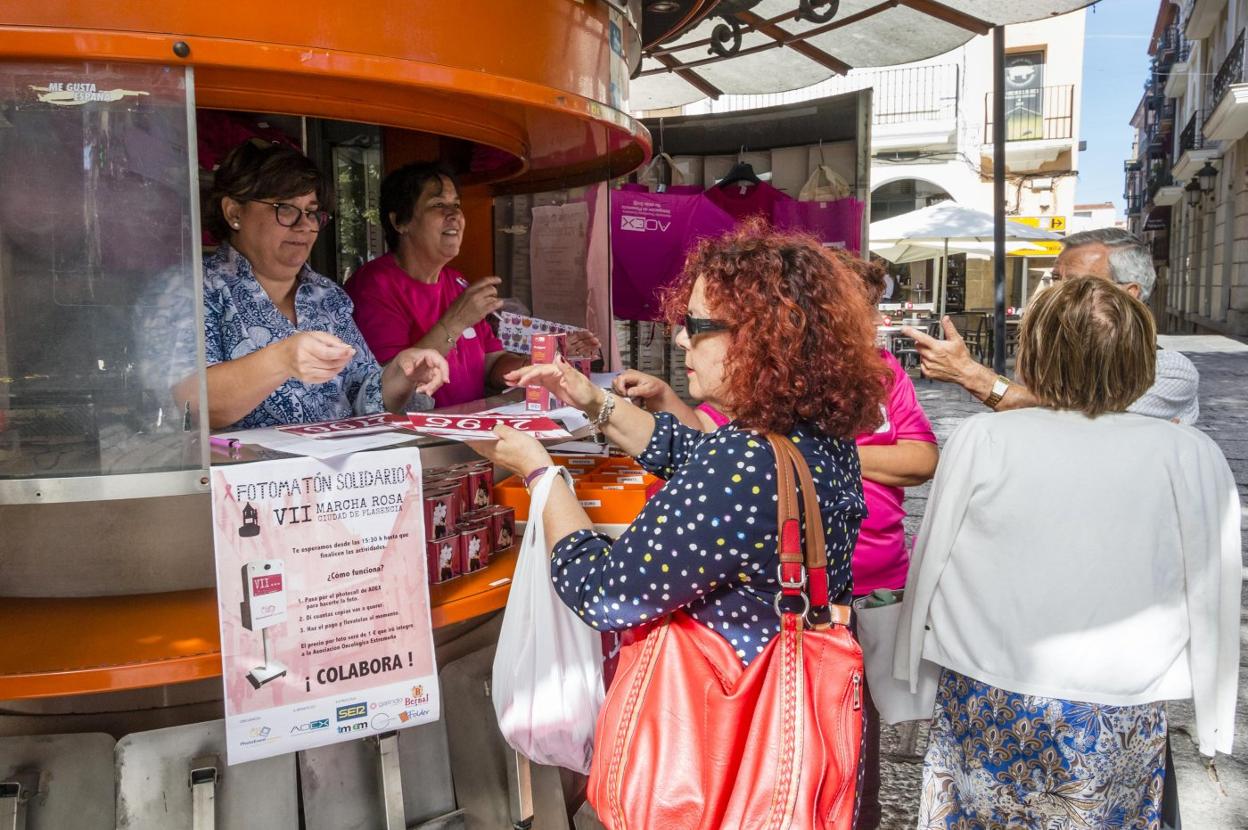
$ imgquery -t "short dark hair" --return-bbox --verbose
[379,162,460,250]
[206,139,325,240]
[1017,276,1156,417]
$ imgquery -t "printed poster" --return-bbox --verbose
[211,448,437,764]
[530,202,590,326]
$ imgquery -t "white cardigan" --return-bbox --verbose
[894,408,1241,756]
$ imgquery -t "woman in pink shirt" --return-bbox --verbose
[348,163,597,408]
[346,163,513,408]
[613,252,936,830]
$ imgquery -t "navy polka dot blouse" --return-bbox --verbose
[550,413,865,664]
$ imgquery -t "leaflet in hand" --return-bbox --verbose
[276,413,411,438]
[497,311,583,355]
[405,413,574,442]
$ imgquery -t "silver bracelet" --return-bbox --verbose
[593,390,616,434]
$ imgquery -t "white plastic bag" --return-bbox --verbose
[852,593,939,725]
[491,467,604,773]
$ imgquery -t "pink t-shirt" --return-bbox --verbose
[346,255,505,408]
[853,351,936,593]
[704,180,794,222]
[694,350,935,594]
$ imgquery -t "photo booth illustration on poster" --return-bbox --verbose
[611,188,735,321]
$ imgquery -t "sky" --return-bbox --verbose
[1076,0,1158,211]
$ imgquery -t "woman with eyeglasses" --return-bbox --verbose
[471,219,886,663]
[201,141,448,429]
[346,162,599,408]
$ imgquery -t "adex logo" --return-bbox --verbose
[336,702,368,722]
[290,718,330,734]
[620,215,671,233]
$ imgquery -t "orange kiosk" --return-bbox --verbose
[0,3,648,827]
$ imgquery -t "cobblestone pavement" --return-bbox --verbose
[877,335,1248,829]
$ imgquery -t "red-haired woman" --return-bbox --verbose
[610,249,937,829]
[472,220,886,662]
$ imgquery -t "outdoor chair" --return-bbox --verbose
[946,312,989,363]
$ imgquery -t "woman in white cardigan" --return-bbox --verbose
[895,277,1240,828]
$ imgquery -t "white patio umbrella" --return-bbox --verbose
[868,202,1061,317]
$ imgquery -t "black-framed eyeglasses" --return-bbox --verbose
[683,313,730,337]
[250,200,332,230]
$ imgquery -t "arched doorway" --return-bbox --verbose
[869,178,958,307]
[870,177,953,223]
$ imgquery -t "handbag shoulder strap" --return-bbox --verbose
[766,434,849,627]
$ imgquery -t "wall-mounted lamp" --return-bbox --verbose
[1185,178,1202,208]
[1197,161,1219,194]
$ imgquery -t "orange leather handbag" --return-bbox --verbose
[588,436,864,830]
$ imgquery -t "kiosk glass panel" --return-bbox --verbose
[0,62,204,481]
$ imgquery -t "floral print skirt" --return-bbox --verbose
[919,669,1167,829]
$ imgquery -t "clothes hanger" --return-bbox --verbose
[718,146,760,188]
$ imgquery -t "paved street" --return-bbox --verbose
[877,334,1248,829]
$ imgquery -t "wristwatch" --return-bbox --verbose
[983,375,1011,411]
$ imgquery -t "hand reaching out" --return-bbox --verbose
[282,331,355,384]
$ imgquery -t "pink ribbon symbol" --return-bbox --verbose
[224,482,235,501]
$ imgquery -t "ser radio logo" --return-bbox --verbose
[336,701,368,722]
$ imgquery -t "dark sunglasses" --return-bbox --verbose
[683,313,729,337]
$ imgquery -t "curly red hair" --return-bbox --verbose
[663,220,887,438]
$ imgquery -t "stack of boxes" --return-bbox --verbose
[423,460,517,584]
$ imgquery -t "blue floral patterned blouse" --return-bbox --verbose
[203,244,385,429]
[551,413,865,664]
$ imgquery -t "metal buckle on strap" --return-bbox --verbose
[776,563,807,591]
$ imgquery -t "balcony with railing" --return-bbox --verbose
[1174,107,1221,179]
[689,63,960,151]
[984,84,1075,142]
[1147,166,1176,202]
[1180,109,1206,153]
[1204,29,1248,140]
[1155,23,1191,68]
[981,83,1076,171]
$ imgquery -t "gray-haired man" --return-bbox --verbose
[902,227,1199,423]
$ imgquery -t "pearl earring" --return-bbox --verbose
[232,222,240,228]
